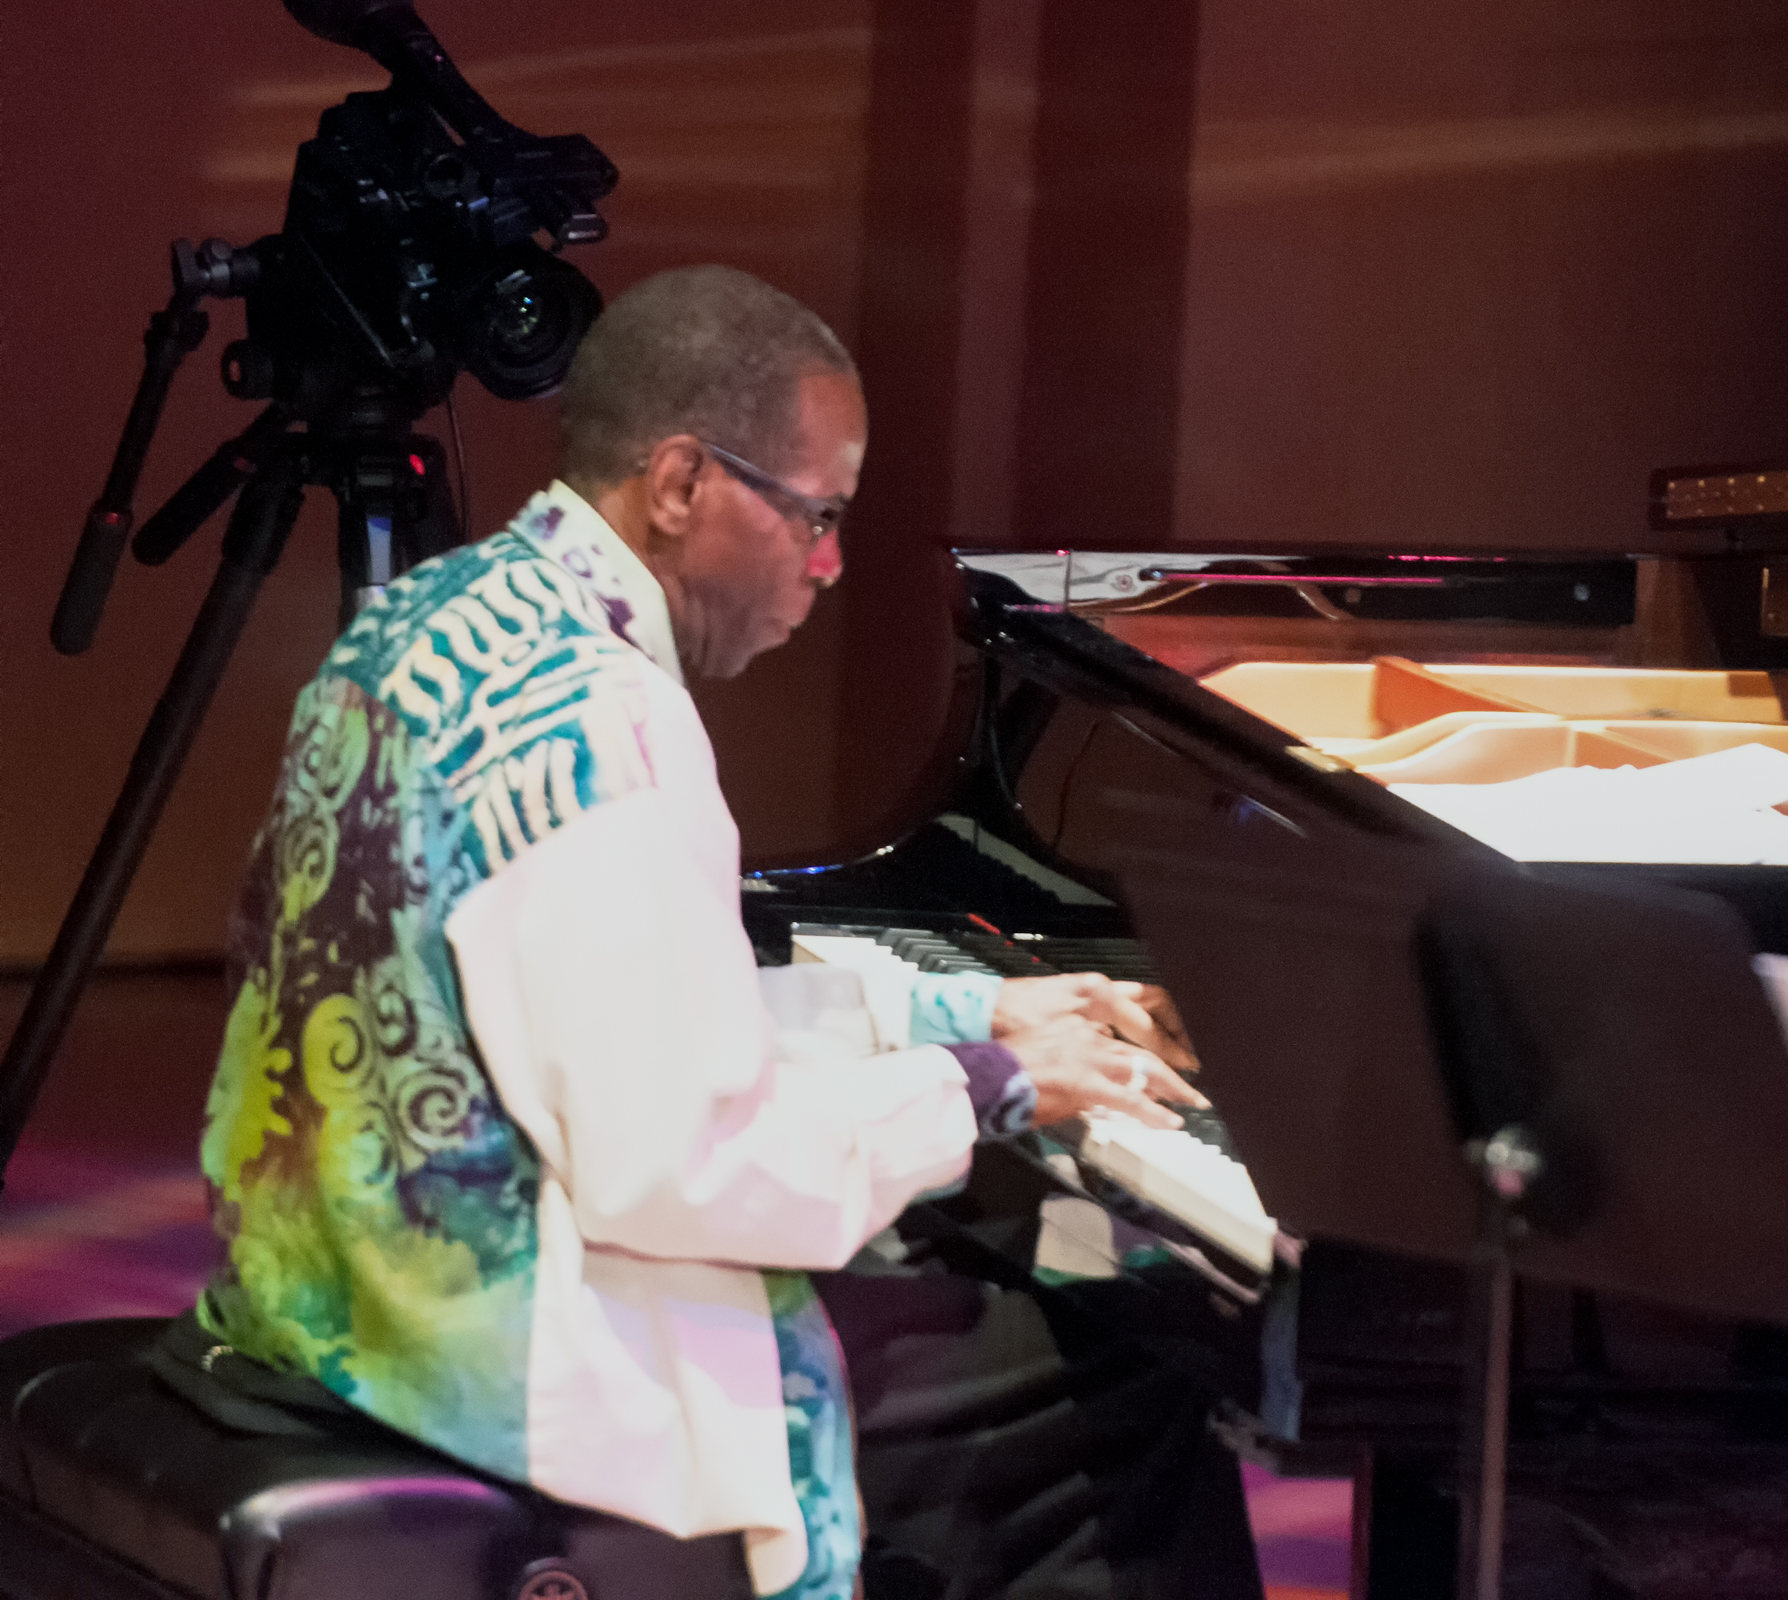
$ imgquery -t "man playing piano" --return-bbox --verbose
[189,265,1201,1600]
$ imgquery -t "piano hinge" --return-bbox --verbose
[1762,562,1788,638]
[1284,744,1353,774]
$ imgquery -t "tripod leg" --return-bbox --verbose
[332,438,402,630]
[0,447,308,1183]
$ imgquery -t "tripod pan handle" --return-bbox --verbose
[51,504,133,655]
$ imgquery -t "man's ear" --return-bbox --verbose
[642,435,706,538]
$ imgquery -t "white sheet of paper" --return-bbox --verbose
[1389,743,1788,864]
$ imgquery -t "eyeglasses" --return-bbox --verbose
[699,439,849,548]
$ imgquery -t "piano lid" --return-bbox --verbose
[750,543,1788,930]
[947,550,1788,929]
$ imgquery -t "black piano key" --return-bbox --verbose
[918,954,991,973]
[1180,1107,1238,1158]
[889,937,962,963]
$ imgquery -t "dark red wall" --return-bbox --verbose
[5,1,1788,963]
[1176,3,1788,552]
[0,0,876,961]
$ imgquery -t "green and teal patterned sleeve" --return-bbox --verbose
[761,1271,861,1600]
[908,971,1004,1045]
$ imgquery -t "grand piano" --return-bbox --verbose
[7,548,1788,1600]
[745,530,1788,1598]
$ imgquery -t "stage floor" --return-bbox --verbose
[0,968,1352,1598]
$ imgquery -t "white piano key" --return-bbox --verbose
[1078,1116,1277,1275]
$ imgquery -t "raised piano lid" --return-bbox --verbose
[946,548,1788,944]
[748,544,1788,947]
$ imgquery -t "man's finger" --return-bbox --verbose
[1081,1081,1182,1130]
[1110,982,1198,1070]
[1091,1042,1207,1109]
[1121,1004,1198,1072]
[1146,1060,1208,1108]
[1121,1050,1206,1109]
[1086,980,1194,1070]
[1132,982,1196,1048]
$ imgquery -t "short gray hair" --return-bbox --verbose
[559,265,856,487]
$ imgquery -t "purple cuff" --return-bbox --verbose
[942,1042,1038,1138]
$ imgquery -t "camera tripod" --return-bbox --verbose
[0,0,613,1187]
[0,0,615,1187]
[0,251,461,1183]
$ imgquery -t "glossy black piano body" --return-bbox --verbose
[744,549,1788,1596]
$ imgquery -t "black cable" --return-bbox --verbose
[1050,717,1103,851]
[445,388,471,543]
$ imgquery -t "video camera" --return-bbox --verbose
[52,0,617,654]
[221,0,616,413]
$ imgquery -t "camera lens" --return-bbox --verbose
[491,278,549,349]
[459,249,601,401]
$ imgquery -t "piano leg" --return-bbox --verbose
[1353,1451,1456,1600]
[1155,1409,1266,1600]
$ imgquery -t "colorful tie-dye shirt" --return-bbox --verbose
[196,482,998,1598]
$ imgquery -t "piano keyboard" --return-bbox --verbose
[784,922,1277,1278]
[789,922,1160,982]
[1075,1115,1275,1275]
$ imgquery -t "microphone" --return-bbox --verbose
[279,0,519,146]
[274,0,616,249]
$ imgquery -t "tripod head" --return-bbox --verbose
[52,0,615,652]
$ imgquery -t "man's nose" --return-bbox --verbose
[806,531,843,588]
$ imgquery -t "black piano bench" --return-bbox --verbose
[0,1318,754,1600]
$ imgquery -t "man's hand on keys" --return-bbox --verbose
[997,1014,1201,1130]
[993,973,1199,1073]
